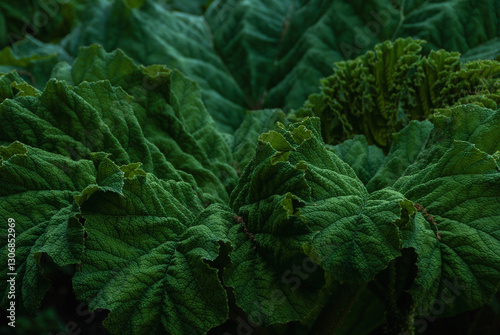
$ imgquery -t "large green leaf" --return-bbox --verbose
[0,142,114,313]
[328,135,386,186]
[225,117,407,325]
[366,120,434,192]
[3,0,492,132]
[297,38,500,150]
[230,108,287,172]
[0,49,240,333]
[61,0,248,133]
[51,44,238,198]
[74,164,232,335]
[0,46,237,202]
[393,104,500,316]
[0,36,72,89]
[0,0,78,49]
[399,0,500,60]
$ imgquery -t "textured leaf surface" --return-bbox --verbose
[328,135,386,186]
[2,0,494,131]
[0,36,72,89]
[230,109,287,172]
[61,0,247,133]
[0,41,243,334]
[74,166,231,335]
[299,38,500,149]
[393,104,500,316]
[366,120,434,192]
[1,46,237,202]
[52,44,238,199]
[0,0,81,49]
[225,117,406,325]
[0,142,104,313]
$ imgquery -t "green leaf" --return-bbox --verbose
[226,117,406,325]
[393,105,500,316]
[74,168,232,335]
[399,0,500,58]
[300,37,500,150]
[230,109,287,172]
[52,44,238,200]
[158,0,208,14]
[0,70,27,102]
[1,51,237,203]
[328,135,386,186]
[0,142,98,313]
[0,0,88,50]
[0,36,72,89]
[61,0,247,132]
[366,120,434,192]
[0,44,240,332]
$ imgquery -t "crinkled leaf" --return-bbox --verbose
[0,70,27,102]
[399,0,500,59]
[51,45,237,197]
[298,38,500,150]
[366,120,434,192]
[226,117,406,325]
[61,0,247,133]
[1,48,237,202]
[393,105,500,316]
[264,0,500,110]
[0,36,72,89]
[0,0,90,50]
[0,143,118,313]
[328,135,386,186]
[230,109,287,172]
[74,169,232,335]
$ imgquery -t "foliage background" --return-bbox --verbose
[1,0,500,334]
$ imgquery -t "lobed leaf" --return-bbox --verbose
[226,117,407,325]
[393,104,500,316]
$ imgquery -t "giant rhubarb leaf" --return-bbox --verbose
[328,135,386,186]
[0,142,111,313]
[366,120,434,192]
[225,117,407,325]
[0,46,238,202]
[393,104,500,316]
[298,38,500,150]
[0,57,238,333]
[73,162,233,335]
[51,44,238,199]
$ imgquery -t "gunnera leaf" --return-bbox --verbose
[0,46,238,203]
[393,104,500,316]
[327,135,386,186]
[297,38,500,151]
[73,163,234,335]
[0,36,72,89]
[366,120,434,192]
[0,142,118,314]
[225,117,409,326]
[0,56,238,331]
[230,109,287,172]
